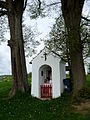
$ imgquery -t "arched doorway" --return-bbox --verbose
[39,65,52,98]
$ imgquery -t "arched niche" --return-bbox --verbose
[39,64,52,85]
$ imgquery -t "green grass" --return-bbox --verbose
[0,75,90,120]
[87,74,90,86]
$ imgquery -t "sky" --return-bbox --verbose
[0,0,90,75]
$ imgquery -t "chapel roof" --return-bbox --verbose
[30,46,66,64]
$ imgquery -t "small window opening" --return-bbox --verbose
[41,71,43,76]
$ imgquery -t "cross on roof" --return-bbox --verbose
[43,52,47,61]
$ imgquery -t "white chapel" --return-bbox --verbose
[31,47,66,99]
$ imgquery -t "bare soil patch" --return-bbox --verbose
[72,99,90,115]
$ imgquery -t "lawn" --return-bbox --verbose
[0,75,90,120]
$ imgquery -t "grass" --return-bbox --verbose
[0,75,90,120]
[87,74,90,86]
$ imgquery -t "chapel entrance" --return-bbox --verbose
[39,65,52,98]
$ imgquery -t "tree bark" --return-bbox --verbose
[7,0,28,97]
[61,0,86,98]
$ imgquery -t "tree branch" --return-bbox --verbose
[37,0,60,15]
[0,10,7,17]
[38,0,41,9]
[46,2,61,7]
[82,33,88,43]
[23,0,28,11]
[80,23,90,27]
[82,16,90,22]
[37,0,41,15]
[0,1,7,9]
[82,34,90,44]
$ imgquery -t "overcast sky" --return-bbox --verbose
[0,0,90,75]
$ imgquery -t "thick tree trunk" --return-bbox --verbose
[71,52,86,97]
[61,0,86,98]
[68,26,86,97]
[7,0,28,97]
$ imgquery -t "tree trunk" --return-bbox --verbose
[61,0,86,98]
[7,0,28,97]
